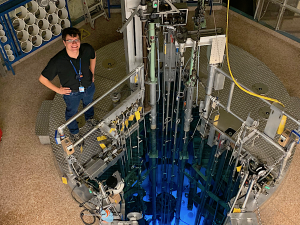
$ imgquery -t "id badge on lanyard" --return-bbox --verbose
[70,58,84,92]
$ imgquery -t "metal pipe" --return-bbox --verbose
[156,37,161,102]
[118,6,140,33]
[57,67,142,135]
[175,132,188,225]
[200,64,217,135]
[176,86,195,224]
[150,130,157,225]
[227,82,235,111]
[241,175,257,211]
[184,87,195,132]
[269,0,300,15]
[142,21,150,110]
[275,0,288,30]
[254,0,264,20]
[149,23,156,83]
[277,141,296,179]
[228,171,249,213]
[149,23,157,129]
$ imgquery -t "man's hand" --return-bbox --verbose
[39,75,72,95]
[92,76,94,82]
[58,86,72,95]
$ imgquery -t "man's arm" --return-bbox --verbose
[90,53,96,82]
[39,75,71,95]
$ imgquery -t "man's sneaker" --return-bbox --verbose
[71,133,81,142]
[86,118,98,126]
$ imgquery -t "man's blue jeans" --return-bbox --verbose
[63,83,95,134]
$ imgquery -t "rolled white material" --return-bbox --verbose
[26,24,39,36]
[57,7,68,20]
[60,19,70,29]
[0,36,7,43]
[50,24,61,36]
[4,44,11,50]
[47,13,59,25]
[0,30,5,36]
[13,18,25,31]
[45,2,56,14]
[38,19,49,30]
[6,50,13,55]
[26,1,39,13]
[30,35,42,47]
[39,29,52,41]
[14,6,28,19]
[0,24,3,30]
[55,0,66,9]
[24,13,35,25]
[8,55,15,61]
[17,30,30,42]
[21,41,33,53]
[35,7,46,19]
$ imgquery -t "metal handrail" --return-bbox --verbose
[57,65,143,136]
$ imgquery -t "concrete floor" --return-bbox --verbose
[0,7,300,225]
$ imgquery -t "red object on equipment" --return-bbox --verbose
[0,128,2,142]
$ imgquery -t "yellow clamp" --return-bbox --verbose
[233,208,241,213]
[135,111,140,121]
[128,115,135,121]
[97,136,107,141]
[100,143,106,149]
[62,177,68,184]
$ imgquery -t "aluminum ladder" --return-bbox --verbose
[81,0,108,29]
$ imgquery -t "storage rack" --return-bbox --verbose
[0,0,71,74]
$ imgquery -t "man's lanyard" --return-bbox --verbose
[70,58,82,85]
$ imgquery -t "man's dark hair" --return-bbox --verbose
[62,27,81,41]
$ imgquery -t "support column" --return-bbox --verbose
[199,65,217,135]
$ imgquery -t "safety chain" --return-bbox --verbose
[192,24,201,72]
[254,183,263,225]
[192,0,205,72]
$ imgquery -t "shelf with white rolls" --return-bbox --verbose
[0,0,72,74]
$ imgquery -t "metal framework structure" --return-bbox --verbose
[46,0,300,225]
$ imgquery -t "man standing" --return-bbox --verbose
[39,27,96,140]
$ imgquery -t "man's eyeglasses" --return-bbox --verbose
[65,39,80,43]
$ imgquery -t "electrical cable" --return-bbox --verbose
[80,208,96,225]
[226,0,284,107]
[71,186,99,225]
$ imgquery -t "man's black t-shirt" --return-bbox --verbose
[42,43,95,90]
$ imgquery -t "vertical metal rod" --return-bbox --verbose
[148,22,157,224]
[196,46,200,105]
[200,65,216,135]
[227,82,235,111]
[170,44,185,222]
[194,145,217,225]
[275,0,288,30]
[149,23,157,129]
[142,21,150,110]
[277,141,295,179]
[254,0,263,20]
[176,86,195,225]
[159,30,167,225]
